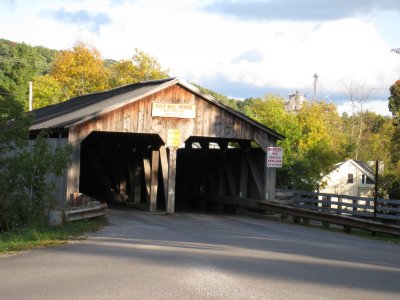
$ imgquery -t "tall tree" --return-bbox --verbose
[32,75,64,108]
[342,80,375,159]
[49,41,109,99]
[244,95,301,168]
[129,48,169,82]
[0,42,41,110]
[0,39,58,110]
[292,101,346,190]
[108,49,169,88]
[243,95,345,190]
[389,80,400,118]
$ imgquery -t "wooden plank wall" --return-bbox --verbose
[28,138,69,209]
[66,84,278,208]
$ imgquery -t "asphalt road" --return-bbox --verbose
[1,209,400,300]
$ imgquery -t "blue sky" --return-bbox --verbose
[1,0,400,115]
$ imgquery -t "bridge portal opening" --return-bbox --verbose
[175,136,266,213]
[79,131,166,209]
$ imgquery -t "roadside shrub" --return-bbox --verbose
[0,96,71,232]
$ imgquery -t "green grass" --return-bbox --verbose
[0,217,107,254]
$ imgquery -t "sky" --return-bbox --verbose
[1,0,400,116]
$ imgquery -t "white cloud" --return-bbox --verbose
[337,99,391,116]
[0,0,399,116]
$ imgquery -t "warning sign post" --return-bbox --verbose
[267,147,283,168]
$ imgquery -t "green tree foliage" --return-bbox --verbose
[32,75,64,108]
[108,49,169,88]
[1,40,169,109]
[33,44,169,107]
[108,59,138,88]
[292,101,346,190]
[48,41,109,99]
[191,83,239,110]
[381,80,400,199]
[0,95,71,231]
[242,95,301,168]
[129,48,169,82]
[0,39,58,110]
[389,80,400,118]
[347,112,393,162]
[242,95,347,191]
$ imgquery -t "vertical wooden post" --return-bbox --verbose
[128,157,135,202]
[246,153,263,199]
[217,157,226,213]
[66,128,81,205]
[143,158,151,208]
[119,156,127,201]
[166,148,177,215]
[150,150,160,212]
[159,146,169,202]
[223,154,238,197]
[264,144,276,201]
[338,197,343,214]
[352,199,357,216]
[322,196,330,228]
[239,150,249,198]
[374,160,379,221]
[133,162,142,205]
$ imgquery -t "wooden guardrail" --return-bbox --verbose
[275,189,400,222]
[258,201,400,236]
[64,203,108,222]
[184,192,400,236]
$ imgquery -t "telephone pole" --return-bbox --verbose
[313,73,318,102]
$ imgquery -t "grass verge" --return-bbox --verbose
[0,217,107,254]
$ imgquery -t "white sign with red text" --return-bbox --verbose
[267,147,283,168]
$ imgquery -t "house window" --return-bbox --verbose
[347,173,354,184]
[362,174,366,184]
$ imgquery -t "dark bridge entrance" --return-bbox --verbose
[79,131,165,209]
[176,136,266,213]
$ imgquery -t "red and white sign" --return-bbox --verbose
[267,147,283,168]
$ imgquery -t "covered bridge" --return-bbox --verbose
[30,78,284,214]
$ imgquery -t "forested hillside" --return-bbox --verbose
[0,38,58,109]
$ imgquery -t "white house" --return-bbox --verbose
[319,160,377,197]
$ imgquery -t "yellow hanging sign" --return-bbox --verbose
[167,129,181,147]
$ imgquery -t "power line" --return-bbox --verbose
[0,56,50,68]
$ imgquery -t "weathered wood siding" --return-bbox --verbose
[66,84,278,202]
[28,138,69,209]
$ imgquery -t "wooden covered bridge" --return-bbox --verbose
[30,78,284,214]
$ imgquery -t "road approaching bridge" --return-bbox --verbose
[1,209,400,299]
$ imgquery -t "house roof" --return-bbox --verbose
[333,159,375,181]
[354,160,374,176]
[29,77,284,140]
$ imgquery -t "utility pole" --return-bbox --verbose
[313,73,318,102]
[29,81,33,111]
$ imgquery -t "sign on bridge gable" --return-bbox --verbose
[267,147,283,168]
